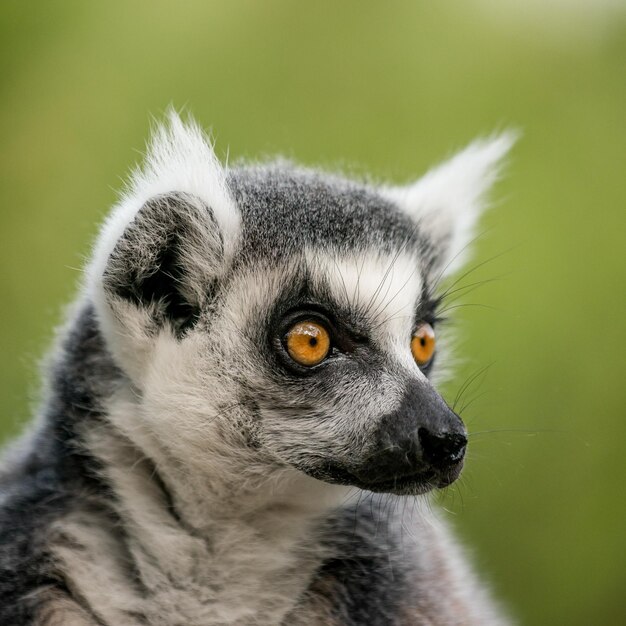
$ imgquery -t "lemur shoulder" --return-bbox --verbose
[0,114,514,625]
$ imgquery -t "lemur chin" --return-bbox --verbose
[0,112,515,625]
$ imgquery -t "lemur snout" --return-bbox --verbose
[418,428,467,470]
[336,383,467,494]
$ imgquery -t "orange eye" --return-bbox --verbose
[286,321,331,367]
[411,322,436,367]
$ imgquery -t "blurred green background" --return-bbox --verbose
[1,1,624,623]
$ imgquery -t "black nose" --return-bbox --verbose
[418,427,467,469]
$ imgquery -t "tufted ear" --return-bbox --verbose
[87,112,240,381]
[102,191,225,328]
[383,132,516,277]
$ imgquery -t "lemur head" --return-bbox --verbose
[88,113,513,497]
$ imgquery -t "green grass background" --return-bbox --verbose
[1,2,624,623]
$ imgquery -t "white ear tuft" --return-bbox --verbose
[86,112,241,383]
[88,110,240,295]
[128,109,240,259]
[384,131,517,276]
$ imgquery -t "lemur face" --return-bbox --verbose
[90,114,513,496]
[218,171,465,495]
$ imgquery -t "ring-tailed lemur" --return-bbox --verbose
[0,113,514,625]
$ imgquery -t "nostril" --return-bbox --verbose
[418,427,467,469]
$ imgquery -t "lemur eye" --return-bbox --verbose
[411,322,436,367]
[286,321,331,367]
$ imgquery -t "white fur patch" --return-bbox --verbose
[306,248,424,370]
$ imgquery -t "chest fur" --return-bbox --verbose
[51,507,328,626]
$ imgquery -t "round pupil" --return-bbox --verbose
[309,337,318,346]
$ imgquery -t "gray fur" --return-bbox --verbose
[0,113,513,625]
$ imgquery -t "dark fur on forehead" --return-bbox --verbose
[227,163,430,261]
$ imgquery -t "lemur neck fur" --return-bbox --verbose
[93,385,348,534]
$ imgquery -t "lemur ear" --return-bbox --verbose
[102,191,223,328]
[88,112,240,381]
[384,132,516,277]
